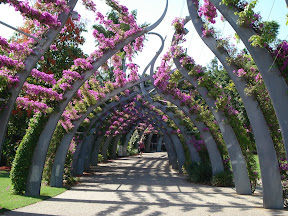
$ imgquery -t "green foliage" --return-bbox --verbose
[211,157,235,187]
[129,130,140,148]
[118,133,127,146]
[10,113,48,194]
[245,152,259,192]
[128,148,138,156]
[220,0,239,6]
[229,52,285,156]
[98,154,104,163]
[183,161,212,184]
[216,37,236,56]
[249,21,280,47]
[234,33,240,44]
[206,58,255,146]
[37,18,86,80]
[126,130,140,155]
[1,109,30,166]
[235,0,258,27]
[42,123,66,184]
[211,171,234,187]
[205,57,259,188]
[0,75,9,97]
[178,134,191,163]
[63,148,78,186]
[170,70,183,83]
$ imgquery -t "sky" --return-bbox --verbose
[0,0,287,73]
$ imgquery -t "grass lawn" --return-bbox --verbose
[0,170,67,214]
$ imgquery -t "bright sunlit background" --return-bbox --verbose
[0,0,287,73]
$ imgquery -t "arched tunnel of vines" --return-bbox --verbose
[0,0,288,214]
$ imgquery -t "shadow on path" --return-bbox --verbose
[3,152,288,216]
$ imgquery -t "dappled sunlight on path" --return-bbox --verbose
[3,152,288,216]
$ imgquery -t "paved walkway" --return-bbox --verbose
[3,152,288,215]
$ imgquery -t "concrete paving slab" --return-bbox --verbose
[3,152,288,216]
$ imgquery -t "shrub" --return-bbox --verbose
[10,113,47,194]
[128,148,138,156]
[211,170,234,187]
[184,161,212,184]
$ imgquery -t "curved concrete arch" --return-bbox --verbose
[71,99,152,176]
[174,59,251,195]
[0,0,79,161]
[144,98,200,161]
[25,0,169,195]
[147,93,225,175]
[141,32,200,162]
[135,103,186,170]
[101,136,113,160]
[71,119,110,177]
[73,108,148,176]
[103,118,144,158]
[72,103,159,176]
[146,119,179,169]
[143,32,224,175]
[185,4,283,208]
[111,135,122,159]
[103,102,185,171]
[72,86,154,171]
[157,135,164,152]
[137,113,181,170]
[121,124,141,156]
[51,82,149,187]
[169,36,251,195]
[208,0,288,164]
[144,133,154,152]
[140,85,201,162]
[141,79,225,175]
[90,135,105,165]
[163,135,178,169]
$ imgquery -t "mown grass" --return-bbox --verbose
[0,170,66,214]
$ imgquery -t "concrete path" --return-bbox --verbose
[3,152,288,215]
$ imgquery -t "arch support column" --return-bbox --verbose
[145,133,154,152]
[157,135,163,152]
[90,135,105,166]
[101,136,113,160]
[111,135,121,159]
[164,135,178,169]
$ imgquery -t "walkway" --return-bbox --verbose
[3,152,288,215]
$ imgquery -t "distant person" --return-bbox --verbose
[138,141,145,156]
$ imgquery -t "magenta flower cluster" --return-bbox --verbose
[16,97,49,113]
[0,55,24,70]
[31,69,56,85]
[8,0,60,27]
[198,0,217,24]
[190,135,205,152]
[0,70,19,87]
[23,82,63,101]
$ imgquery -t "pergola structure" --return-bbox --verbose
[0,0,288,210]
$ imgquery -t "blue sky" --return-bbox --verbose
[0,0,287,72]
